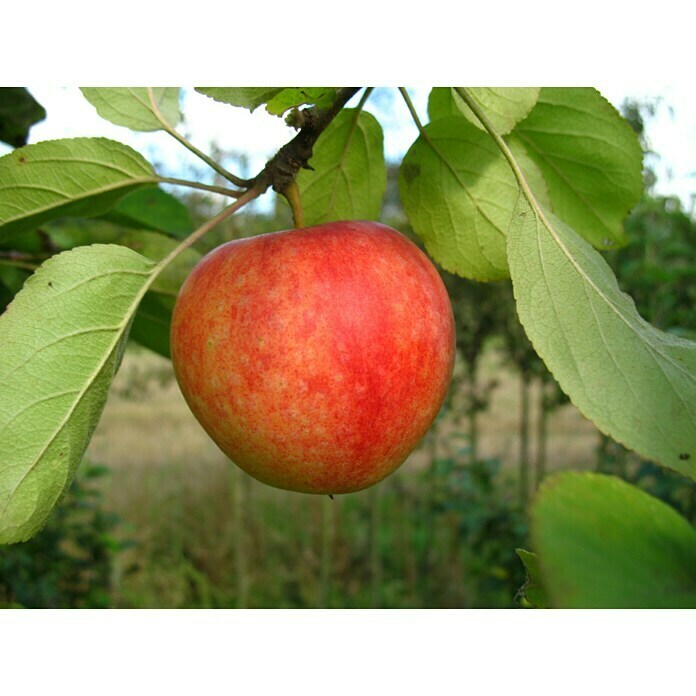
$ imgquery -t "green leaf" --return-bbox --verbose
[0,279,15,311]
[429,87,539,135]
[265,88,338,116]
[42,224,197,358]
[0,244,157,543]
[0,227,51,255]
[514,88,643,248]
[110,230,200,357]
[0,88,46,148]
[43,218,121,250]
[195,87,285,112]
[0,137,158,243]
[398,117,549,281]
[515,549,550,609]
[100,187,193,238]
[427,88,461,122]
[0,264,30,296]
[115,229,201,296]
[47,223,200,296]
[296,108,386,225]
[130,292,174,358]
[508,198,696,478]
[80,88,181,132]
[532,472,696,608]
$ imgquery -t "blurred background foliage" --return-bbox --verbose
[0,91,693,608]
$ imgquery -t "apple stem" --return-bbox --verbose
[282,181,306,228]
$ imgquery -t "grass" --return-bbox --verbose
[81,344,599,608]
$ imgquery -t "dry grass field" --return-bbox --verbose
[80,344,600,608]
[87,346,598,494]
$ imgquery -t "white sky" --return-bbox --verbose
[2,86,694,214]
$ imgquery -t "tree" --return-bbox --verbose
[0,86,694,608]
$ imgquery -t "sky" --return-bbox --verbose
[2,85,695,214]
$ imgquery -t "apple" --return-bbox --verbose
[170,220,455,494]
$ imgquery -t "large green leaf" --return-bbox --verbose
[514,88,643,248]
[429,87,539,135]
[100,187,193,238]
[195,87,284,112]
[0,138,158,242]
[40,224,199,359]
[80,88,181,131]
[532,472,696,608]
[41,221,198,357]
[0,88,46,148]
[296,108,386,225]
[0,244,158,543]
[508,198,696,478]
[398,117,549,281]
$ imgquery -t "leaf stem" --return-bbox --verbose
[147,88,253,189]
[356,87,374,112]
[154,185,265,274]
[398,87,427,137]
[453,88,534,202]
[159,177,244,198]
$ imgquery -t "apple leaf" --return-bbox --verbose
[265,88,338,116]
[0,278,15,311]
[296,108,386,225]
[0,264,29,292]
[508,198,696,478]
[0,244,158,543]
[427,88,461,122]
[515,549,550,609]
[80,88,181,132]
[100,187,193,238]
[429,87,539,135]
[398,117,549,281]
[0,138,158,243]
[0,88,46,148]
[42,225,200,359]
[194,87,285,112]
[129,292,175,358]
[115,229,201,297]
[0,265,30,311]
[41,223,199,358]
[513,88,643,248]
[531,472,696,608]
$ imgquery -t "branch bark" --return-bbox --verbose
[251,87,361,195]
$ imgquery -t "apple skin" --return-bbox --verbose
[170,220,455,494]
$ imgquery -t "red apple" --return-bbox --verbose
[170,220,455,494]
